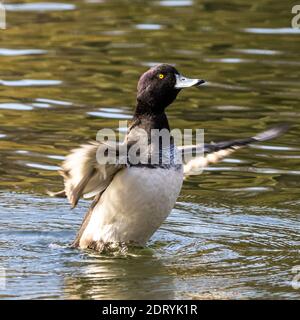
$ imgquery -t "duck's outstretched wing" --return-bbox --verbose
[48,142,125,208]
[180,124,289,176]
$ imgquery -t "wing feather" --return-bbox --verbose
[59,142,124,208]
[182,124,289,176]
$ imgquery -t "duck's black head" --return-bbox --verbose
[135,63,205,117]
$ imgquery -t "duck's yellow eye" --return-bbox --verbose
[158,74,165,79]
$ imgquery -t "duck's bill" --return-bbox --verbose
[174,74,205,89]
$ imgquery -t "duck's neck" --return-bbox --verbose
[132,103,170,132]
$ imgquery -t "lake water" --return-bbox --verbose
[0,0,299,299]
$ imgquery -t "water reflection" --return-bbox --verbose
[63,253,175,299]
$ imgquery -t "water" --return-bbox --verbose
[0,0,299,299]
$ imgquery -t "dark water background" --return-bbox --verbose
[0,0,299,299]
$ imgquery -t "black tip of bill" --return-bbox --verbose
[196,79,206,86]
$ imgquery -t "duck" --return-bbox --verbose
[49,63,288,252]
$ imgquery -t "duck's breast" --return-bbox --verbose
[79,165,183,248]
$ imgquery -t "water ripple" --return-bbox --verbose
[233,48,281,55]
[5,2,76,12]
[35,98,72,106]
[87,107,132,119]
[205,166,300,175]
[0,48,47,56]
[0,79,62,87]
[31,103,50,108]
[159,0,193,6]
[135,24,163,30]
[244,27,300,34]
[0,103,33,111]
[26,163,60,171]
[205,57,251,64]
